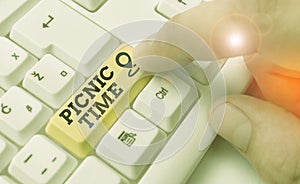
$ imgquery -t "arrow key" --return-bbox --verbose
[10,0,119,77]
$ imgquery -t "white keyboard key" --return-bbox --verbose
[72,0,107,12]
[0,176,17,184]
[0,37,37,90]
[66,156,128,184]
[0,87,52,145]
[156,0,202,18]
[9,135,77,184]
[23,54,84,109]
[0,136,18,172]
[96,109,166,180]
[0,0,38,36]
[133,73,197,132]
[10,0,119,76]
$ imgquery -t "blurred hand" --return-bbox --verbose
[134,0,300,183]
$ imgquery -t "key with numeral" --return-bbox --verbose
[10,0,119,77]
[23,54,84,109]
[0,87,52,145]
[9,135,77,184]
[0,37,37,90]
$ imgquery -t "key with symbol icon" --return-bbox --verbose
[133,72,198,132]
[10,0,119,77]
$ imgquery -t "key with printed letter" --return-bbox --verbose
[46,45,151,158]
[0,37,37,90]
[10,0,119,77]
[0,87,52,145]
[23,54,84,109]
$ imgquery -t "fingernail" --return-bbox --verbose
[214,103,252,152]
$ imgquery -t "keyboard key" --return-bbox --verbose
[133,73,198,132]
[0,176,17,184]
[9,135,77,184]
[45,45,151,158]
[156,0,202,18]
[23,54,84,109]
[72,0,107,12]
[0,37,37,90]
[0,87,52,145]
[96,109,166,180]
[0,0,38,36]
[0,136,18,172]
[10,0,119,77]
[66,156,128,184]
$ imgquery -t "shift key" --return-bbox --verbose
[45,45,151,158]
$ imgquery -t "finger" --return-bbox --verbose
[246,53,300,118]
[134,0,260,72]
[215,95,300,183]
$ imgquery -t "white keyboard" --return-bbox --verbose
[0,0,252,183]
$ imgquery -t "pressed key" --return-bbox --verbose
[9,135,77,184]
[10,0,119,77]
[0,176,17,184]
[0,0,38,36]
[72,0,107,12]
[0,37,37,90]
[23,54,84,109]
[96,109,166,180]
[0,135,18,172]
[156,0,202,18]
[66,156,129,184]
[0,87,52,145]
[46,45,151,158]
[133,72,198,132]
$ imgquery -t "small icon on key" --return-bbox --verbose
[178,0,187,5]
[118,131,137,147]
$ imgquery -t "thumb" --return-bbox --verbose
[216,95,300,184]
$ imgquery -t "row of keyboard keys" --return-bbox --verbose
[0,37,37,90]
[10,0,120,77]
[0,87,52,145]
[23,54,85,109]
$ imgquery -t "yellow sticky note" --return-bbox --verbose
[46,45,151,158]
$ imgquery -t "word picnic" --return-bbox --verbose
[59,65,124,129]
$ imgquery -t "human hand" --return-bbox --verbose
[134,0,300,183]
